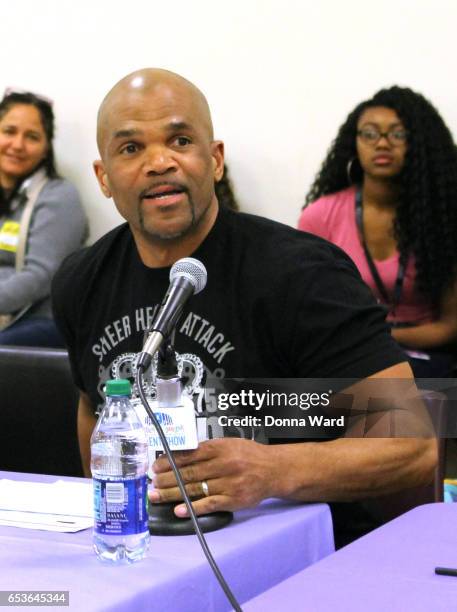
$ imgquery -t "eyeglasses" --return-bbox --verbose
[2,87,54,107]
[357,126,407,147]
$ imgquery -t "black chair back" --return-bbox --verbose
[0,346,83,476]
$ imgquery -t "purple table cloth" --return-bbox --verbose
[245,502,457,612]
[0,471,334,611]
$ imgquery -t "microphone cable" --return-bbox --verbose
[136,365,242,612]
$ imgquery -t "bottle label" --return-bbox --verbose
[93,476,148,536]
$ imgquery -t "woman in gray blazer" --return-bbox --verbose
[0,90,87,347]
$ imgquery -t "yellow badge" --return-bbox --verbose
[0,221,20,252]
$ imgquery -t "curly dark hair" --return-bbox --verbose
[0,91,58,180]
[215,164,239,212]
[304,86,457,303]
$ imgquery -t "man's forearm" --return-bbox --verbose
[272,437,437,502]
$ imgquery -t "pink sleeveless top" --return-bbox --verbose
[298,187,435,324]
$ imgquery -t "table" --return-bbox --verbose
[0,471,334,611]
[244,502,457,612]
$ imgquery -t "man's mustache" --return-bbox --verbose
[139,181,189,199]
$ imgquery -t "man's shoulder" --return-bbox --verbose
[53,223,130,288]
[228,209,355,271]
[228,208,322,245]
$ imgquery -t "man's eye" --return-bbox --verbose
[174,136,191,147]
[120,143,138,154]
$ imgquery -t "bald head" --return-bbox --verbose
[92,66,225,253]
[96,68,214,155]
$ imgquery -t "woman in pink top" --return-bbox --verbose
[298,86,457,377]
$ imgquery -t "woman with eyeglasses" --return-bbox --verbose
[298,86,457,378]
[0,90,87,347]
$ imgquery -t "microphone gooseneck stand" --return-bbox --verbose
[136,351,241,612]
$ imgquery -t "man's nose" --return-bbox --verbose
[143,146,177,175]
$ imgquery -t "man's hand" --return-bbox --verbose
[149,438,279,517]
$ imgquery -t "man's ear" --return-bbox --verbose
[93,160,112,198]
[211,141,225,182]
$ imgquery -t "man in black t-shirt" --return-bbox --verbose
[52,68,436,543]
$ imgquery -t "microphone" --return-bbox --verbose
[137,257,207,369]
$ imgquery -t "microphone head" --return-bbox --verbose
[170,257,207,295]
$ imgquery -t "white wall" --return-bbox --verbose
[2,0,456,241]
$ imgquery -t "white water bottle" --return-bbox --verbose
[91,379,150,563]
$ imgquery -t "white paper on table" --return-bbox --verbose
[0,479,93,532]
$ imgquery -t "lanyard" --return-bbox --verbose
[355,188,407,315]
